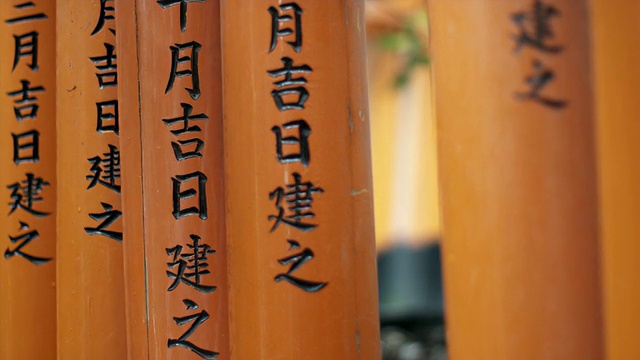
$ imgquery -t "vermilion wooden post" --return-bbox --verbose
[114,1,147,359]
[116,2,229,359]
[591,2,640,359]
[429,1,602,359]
[0,1,57,358]
[55,1,127,358]
[221,1,381,358]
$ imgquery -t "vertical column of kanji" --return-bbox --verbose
[55,1,126,358]
[116,1,229,359]
[221,1,381,358]
[429,1,602,359]
[0,1,57,358]
[591,2,640,359]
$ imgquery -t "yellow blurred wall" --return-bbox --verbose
[366,3,440,250]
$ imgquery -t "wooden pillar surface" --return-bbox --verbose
[591,2,640,359]
[114,1,147,359]
[429,1,602,359]
[116,2,229,359]
[221,1,381,358]
[0,1,57,358]
[55,1,127,358]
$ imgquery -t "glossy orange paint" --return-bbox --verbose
[429,1,603,359]
[221,1,381,358]
[0,1,57,358]
[55,1,127,358]
[116,2,229,359]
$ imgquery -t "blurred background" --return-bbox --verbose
[364,1,445,359]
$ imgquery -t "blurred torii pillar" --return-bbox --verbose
[591,2,640,359]
[56,1,127,358]
[0,1,57,358]
[116,1,229,359]
[221,0,381,358]
[429,1,602,359]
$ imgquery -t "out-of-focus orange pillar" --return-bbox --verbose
[591,2,640,359]
[429,1,602,359]
[221,1,381,358]
[55,1,126,358]
[0,1,57,358]
[116,2,229,359]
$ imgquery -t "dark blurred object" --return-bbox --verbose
[378,243,443,322]
[378,243,446,360]
[381,326,446,360]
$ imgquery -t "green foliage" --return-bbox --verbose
[377,10,430,88]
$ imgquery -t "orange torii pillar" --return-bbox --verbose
[0,1,57,358]
[221,1,381,358]
[55,1,127,358]
[591,2,640,359]
[116,2,229,359]
[429,1,602,359]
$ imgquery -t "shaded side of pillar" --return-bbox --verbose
[116,2,229,359]
[0,1,57,358]
[55,1,127,358]
[113,1,148,359]
[428,1,602,359]
[590,2,640,359]
[221,1,381,358]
